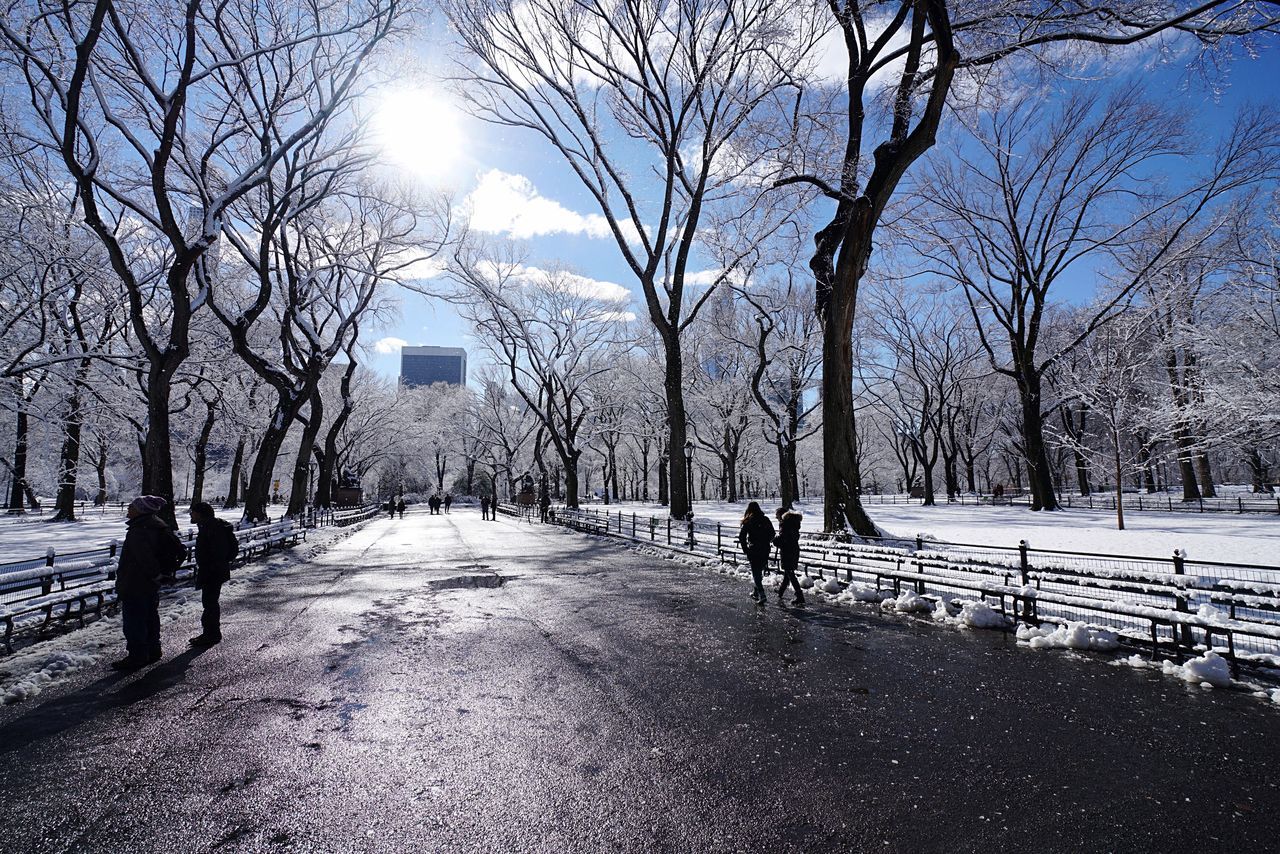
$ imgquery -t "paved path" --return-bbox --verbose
[2,511,1278,853]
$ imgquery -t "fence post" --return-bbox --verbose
[43,548,55,596]
[632,513,636,538]
[686,515,695,549]
[717,522,722,551]
[914,535,924,594]
[1238,497,1243,513]
[666,518,671,545]
[1018,540,1030,588]
[1172,549,1192,647]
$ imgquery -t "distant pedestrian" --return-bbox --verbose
[188,502,238,647]
[480,495,491,520]
[112,495,186,671]
[387,501,396,518]
[397,498,406,519]
[773,508,804,606]
[443,493,452,514]
[737,501,775,604]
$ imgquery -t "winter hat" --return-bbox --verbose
[129,495,166,515]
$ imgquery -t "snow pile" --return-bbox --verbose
[932,595,961,621]
[1161,651,1233,689]
[1271,689,1280,706]
[957,601,1009,630]
[1,649,99,705]
[798,575,815,589]
[1111,654,1151,670]
[840,583,892,604]
[1016,621,1120,652]
[821,577,842,594]
[881,589,931,614]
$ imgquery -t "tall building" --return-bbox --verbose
[400,345,467,388]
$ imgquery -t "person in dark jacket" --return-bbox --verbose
[189,502,237,647]
[112,495,185,671]
[480,495,491,520]
[773,508,805,606]
[443,493,452,514]
[396,498,406,519]
[736,501,775,603]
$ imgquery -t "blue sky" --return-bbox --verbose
[361,32,1280,385]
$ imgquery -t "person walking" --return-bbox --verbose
[387,500,396,518]
[480,495,491,520]
[397,498,406,519]
[736,501,775,604]
[188,502,238,647]
[443,493,452,514]
[773,508,805,606]
[112,495,185,671]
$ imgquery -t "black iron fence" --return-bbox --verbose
[545,506,1280,668]
[857,491,1280,514]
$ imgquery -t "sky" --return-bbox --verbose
[359,18,1280,386]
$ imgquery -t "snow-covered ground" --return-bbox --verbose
[595,500,1280,566]
[0,506,261,567]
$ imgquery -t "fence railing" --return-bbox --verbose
[545,506,1280,667]
[0,504,381,614]
[856,491,1280,514]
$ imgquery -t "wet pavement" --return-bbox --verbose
[2,510,1278,853]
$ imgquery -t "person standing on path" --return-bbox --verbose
[773,508,805,606]
[397,498,406,518]
[480,495,491,520]
[388,501,396,519]
[112,496,185,671]
[188,502,238,647]
[736,501,775,604]
[443,494,452,514]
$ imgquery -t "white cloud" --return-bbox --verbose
[374,336,409,354]
[462,169,635,242]
[684,268,725,287]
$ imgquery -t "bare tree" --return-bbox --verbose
[0,0,407,523]
[772,0,1280,533]
[446,0,821,519]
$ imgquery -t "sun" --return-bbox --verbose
[370,89,466,184]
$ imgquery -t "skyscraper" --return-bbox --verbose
[400,346,467,387]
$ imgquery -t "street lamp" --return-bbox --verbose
[683,440,695,547]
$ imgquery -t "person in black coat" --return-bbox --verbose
[480,495,491,520]
[396,499,406,518]
[112,495,185,671]
[773,508,805,606]
[736,501,775,603]
[189,502,238,647]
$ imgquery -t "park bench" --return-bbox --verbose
[0,518,306,652]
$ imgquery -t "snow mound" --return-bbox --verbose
[1271,689,1280,706]
[932,595,961,622]
[1162,651,1232,689]
[1111,654,1150,670]
[1017,621,1120,652]
[841,583,891,604]
[882,589,931,614]
[821,577,842,594]
[2,650,99,705]
[798,575,815,589]
[957,601,1009,630]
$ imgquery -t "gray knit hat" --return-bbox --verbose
[129,495,166,515]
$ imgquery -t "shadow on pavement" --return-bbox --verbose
[0,647,208,754]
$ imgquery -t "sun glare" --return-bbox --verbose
[371,89,466,185]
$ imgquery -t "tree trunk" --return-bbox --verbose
[53,384,87,522]
[1173,432,1201,502]
[140,361,181,527]
[244,416,295,522]
[6,404,31,513]
[224,436,246,509]
[821,301,877,534]
[1113,429,1125,531]
[565,455,580,509]
[287,390,324,517]
[664,341,689,519]
[657,452,668,505]
[93,434,109,505]
[189,400,218,506]
[1245,447,1268,493]
[1016,374,1059,511]
[1194,453,1216,498]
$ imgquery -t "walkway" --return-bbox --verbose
[1,510,1276,852]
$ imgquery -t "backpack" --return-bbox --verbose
[163,528,189,575]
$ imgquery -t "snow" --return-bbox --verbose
[882,589,932,614]
[820,577,842,594]
[1017,621,1121,652]
[611,500,1280,565]
[0,506,244,567]
[1,650,99,705]
[957,601,1010,630]
[1161,651,1233,689]
[840,583,892,604]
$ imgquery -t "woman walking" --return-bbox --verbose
[737,501,775,604]
[773,509,805,606]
